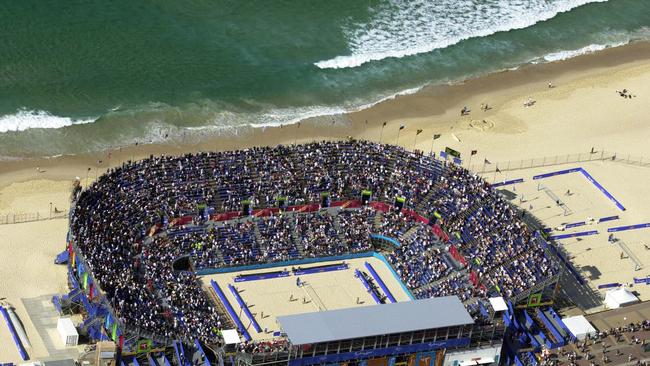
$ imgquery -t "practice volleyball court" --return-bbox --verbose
[483,160,650,306]
[201,256,411,341]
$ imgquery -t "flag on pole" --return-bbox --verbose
[496,167,501,173]
[399,125,405,130]
[471,150,477,156]
[416,129,423,135]
[382,121,387,127]
[484,158,492,164]
[433,134,441,140]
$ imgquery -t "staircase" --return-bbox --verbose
[291,220,306,257]
[253,220,266,252]
[332,214,350,252]
[415,183,442,213]
[373,211,383,231]
[400,224,421,243]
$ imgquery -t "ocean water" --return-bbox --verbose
[0,0,649,157]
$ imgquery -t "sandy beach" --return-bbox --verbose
[1,41,650,363]
[1,41,650,187]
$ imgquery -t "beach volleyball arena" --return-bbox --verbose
[58,140,568,366]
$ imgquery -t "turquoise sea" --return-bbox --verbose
[0,0,649,157]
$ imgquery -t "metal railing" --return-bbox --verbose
[467,151,619,174]
[0,210,69,225]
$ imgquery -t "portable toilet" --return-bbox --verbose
[57,317,79,346]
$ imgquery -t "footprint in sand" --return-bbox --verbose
[469,119,495,131]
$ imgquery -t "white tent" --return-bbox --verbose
[222,329,241,345]
[604,287,638,309]
[562,315,596,340]
[488,297,508,313]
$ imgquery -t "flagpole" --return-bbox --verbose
[396,129,401,146]
[468,153,473,171]
[379,122,386,143]
[413,134,418,151]
[493,164,499,183]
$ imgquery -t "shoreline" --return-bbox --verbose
[1,41,650,188]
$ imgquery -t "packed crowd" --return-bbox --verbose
[257,215,300,262]
[70,140,559,346]
[296,211,346,257]
[387,225,451,289]
[447,193,560,298]
[376,210,415,239]
[336,208,374,253]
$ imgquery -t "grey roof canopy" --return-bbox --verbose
[277,296,474,345]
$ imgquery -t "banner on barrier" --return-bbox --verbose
[634,277,650,284]
[528,293,542,307]
[136,339,153,354]
[445,147,461,159]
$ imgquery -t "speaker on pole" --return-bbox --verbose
[277,196,288,211]
[361,190,372,205]
[197,203,208,220]
[242,200,252,216]
[429,211,441,226]
[394,196,405,210]
[321,192,330,208]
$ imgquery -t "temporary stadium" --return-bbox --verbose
[58,140,568,366]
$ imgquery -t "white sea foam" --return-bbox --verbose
[315,0,609,69]
[538,42,628,63]
[0,109,95,133]
[251,85,424,128]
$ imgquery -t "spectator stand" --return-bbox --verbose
[63,140,570,360]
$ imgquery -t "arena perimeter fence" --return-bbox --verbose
[0,210,69,225]
[466,150,650,174]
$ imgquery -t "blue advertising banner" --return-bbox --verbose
[579,169,626,211]
[491,178,524,188]
[564,221,586,229]
[548,230,598,240]
[608,222,650,233]
[532,167,625,211]
[598,215,620,223]
[532,168,581,180]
